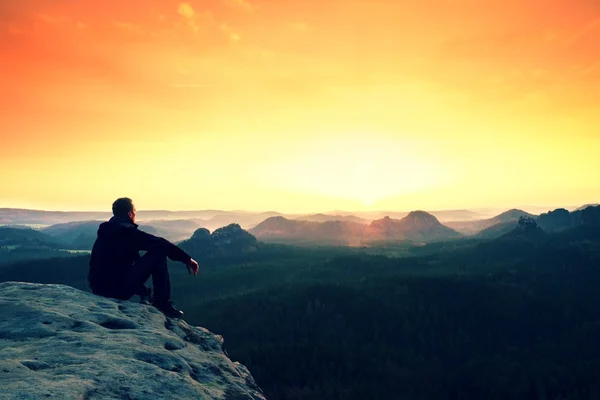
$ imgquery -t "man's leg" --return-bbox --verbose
[123,251,171,304]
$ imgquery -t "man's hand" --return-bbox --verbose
[186,258,199,276]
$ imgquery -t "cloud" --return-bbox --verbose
[220,23,241,43]
[223,0,253,11]
[176,3,203,34]
[177,3,195,19]
[176,3,223,36]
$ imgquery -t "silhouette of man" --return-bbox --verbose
[88,197,199,318]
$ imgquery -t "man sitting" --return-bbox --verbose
[88,197,199,318]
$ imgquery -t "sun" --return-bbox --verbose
[361,198,376,207]
[256,134,449,207]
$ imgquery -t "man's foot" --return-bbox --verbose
[152,300,184,319]
[139,287,153,305]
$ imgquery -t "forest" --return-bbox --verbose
[1,222,600,399]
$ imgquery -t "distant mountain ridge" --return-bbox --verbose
[3,205,595,246]
[179,223,259,258]
[468,206,600,240]
[0,227,64,249]
[538,205,600,232]
[575,204,599,211]
[40,220,160,250]
[251,211,461,245]
[0,208,296,230]
[293,214,370,224]
[446,209,535,235]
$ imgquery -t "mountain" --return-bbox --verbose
[325,209,489,222]
[294,213,370,224]
[250,217,362,245]
[251,212,460,245]
[141,219,202,242]
[368,212,462,242]
[427,209,484,222]
[536,208,573,232]
[198,212,302,231]
[464,206,600,239]
[575,203,599,211]
[500,218,547,242]
[446,209,535,235]
[0,208,291,228]
[41,221,159,250]
[538,205,600,232]
[476,221,519,239]
[250,217,319,240]
[0,226,64,249]
[42,221,104,250]
[0,227,82,266]
[0,282,265,399]
[179,224,259,257]
[0,209,111,225]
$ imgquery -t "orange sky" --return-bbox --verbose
[1,0,599,213]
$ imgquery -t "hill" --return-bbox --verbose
[0,226,64,249]
[368,211,461,242]
[196,213,279,231]
[41,221,159,250]
[293,213,370,224]
[538,205,600,232]
[475,221,518,239]
[140,219,202,242]
[251,211,460,245]
[179,224,259,258]
[446,209,534,235]
[0,227,81,265]
[42,221,105,250]
[575,203,599,211]
[427,209,484,222]
[0,208,291,229]
[249,217,321,242]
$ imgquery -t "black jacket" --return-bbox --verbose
[88,216,191,289]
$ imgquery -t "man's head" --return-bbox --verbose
[112,197,136,223]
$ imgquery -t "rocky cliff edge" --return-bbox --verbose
[0,282,265,400]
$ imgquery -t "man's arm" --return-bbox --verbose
[131,229,192,264]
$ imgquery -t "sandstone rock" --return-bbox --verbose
[0,282,265,400]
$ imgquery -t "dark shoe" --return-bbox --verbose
[153,300,184,319]
[139,287,153,305]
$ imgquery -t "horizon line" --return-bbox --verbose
[0,204,591,215]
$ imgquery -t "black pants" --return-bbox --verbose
[92,251,171,304]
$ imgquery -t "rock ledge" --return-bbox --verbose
[0,281,265,400]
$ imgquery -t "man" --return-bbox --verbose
[88,197,199,318]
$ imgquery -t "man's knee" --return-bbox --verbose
[145,251,167,263]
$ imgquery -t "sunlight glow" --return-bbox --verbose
[1,1,599,212]
[254,134,453,207]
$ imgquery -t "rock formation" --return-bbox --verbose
[180,224,259,257]
[251,212,461,245]
[0,281,265,399]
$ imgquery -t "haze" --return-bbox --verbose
[1,0,599,213]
